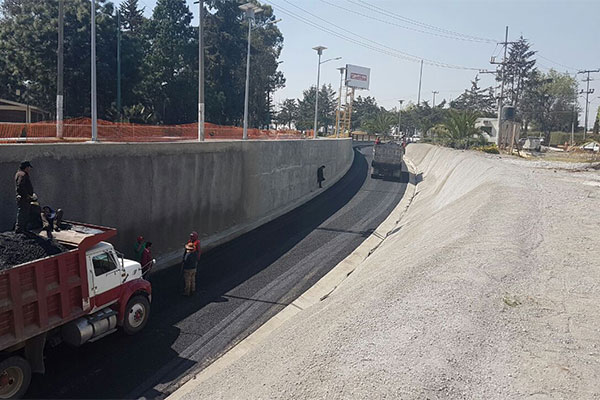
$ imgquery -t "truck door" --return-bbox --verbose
[89,251,123,296]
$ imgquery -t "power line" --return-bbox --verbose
[350,0,579,75]
[537,54,579,72]
[267,0,482,71]
[348,0,497,43]
[318,0,494,44]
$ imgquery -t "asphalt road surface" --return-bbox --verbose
[28,144,408,399]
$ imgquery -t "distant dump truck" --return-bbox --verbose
[371,141,404,180]
[0,223,151,399]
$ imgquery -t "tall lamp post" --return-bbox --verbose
[240,3,263,140]
[312,46,340,139]
[195,0,205,141]
[397,99,404,136]
[335,66,345,137]
[312,46,326,139]
[91,0,97,142]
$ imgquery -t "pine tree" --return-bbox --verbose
[451,75,496,116]
[120,0,145,33]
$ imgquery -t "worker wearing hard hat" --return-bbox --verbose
[182,231,201,296]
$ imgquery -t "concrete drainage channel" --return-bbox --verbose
[167,156,420,400]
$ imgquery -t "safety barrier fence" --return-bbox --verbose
[0,118,307,143]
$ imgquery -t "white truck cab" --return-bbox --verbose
[86,242,143,298]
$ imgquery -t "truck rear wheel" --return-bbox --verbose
[123,295,150,335]
[0,356,31,399]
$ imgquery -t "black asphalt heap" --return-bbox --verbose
[0,232,67,270]
[29,144,410,399]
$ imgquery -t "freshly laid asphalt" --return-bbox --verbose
[28,144,408,399]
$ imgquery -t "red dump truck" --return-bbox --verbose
[0,223,151,399]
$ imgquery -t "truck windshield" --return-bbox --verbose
[92,252,118,276]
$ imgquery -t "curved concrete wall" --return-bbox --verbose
[0,139,353,264]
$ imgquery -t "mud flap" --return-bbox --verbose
[24,332,46,374]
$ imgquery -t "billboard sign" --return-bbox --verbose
[345,64,370,90]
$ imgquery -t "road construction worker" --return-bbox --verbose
[317,165,326,188]
[133,236,146,262]
[141,241,154,275]
[182,232,201,296]
[15,161,36,233]
[41,206,64,238]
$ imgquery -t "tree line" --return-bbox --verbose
[0,0,284,126]
[275,37,584,143]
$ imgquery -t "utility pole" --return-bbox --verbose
[117,10,121,120]
[198,0,205,141]
[56,0,64,138]
[417,60,423,105]
[490,26,513,148]
[91,0,98,142]
[577,68,599,140]
[431,90,439,107]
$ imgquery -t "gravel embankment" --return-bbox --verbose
[174,144,600,399]
[0,232,68,269]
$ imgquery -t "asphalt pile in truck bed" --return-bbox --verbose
[0,232,68,270]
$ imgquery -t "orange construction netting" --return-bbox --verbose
[0,118,308,143]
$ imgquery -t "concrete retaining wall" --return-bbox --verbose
[0,139,353,264]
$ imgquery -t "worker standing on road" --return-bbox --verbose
[317,165,326,188]
[141,241,154,275]
[133,236,145,262]
[182,232,201,296]
[15,161,36,233]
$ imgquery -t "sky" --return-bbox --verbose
[130,0,599,128]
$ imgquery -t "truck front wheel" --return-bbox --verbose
[0,356,31,399]
[123,295,150,335]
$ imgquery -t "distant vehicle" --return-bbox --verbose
[371,141,404,180]
[0,223,151,399]
[521,137,542,151]
[582,141,600,152]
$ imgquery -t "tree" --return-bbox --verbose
[450,75,496,116]
[276,98,298,129]
[351,96,379,131]
[520,69,578,139]
[498,36,537,111]
[141,0,196,124]
[296,84,336,134]
[202,1,284,126]
[442,109,482,149]
[363,110,395,135]
[120,0,145,33]
[0,0,119,119]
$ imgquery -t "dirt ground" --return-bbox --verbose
[174,144,600,400]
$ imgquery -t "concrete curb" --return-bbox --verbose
[166,155,419,400]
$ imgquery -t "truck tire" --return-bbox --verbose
[123,295,150,335]
[0,356,31,399]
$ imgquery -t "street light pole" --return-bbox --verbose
[336,66,345,137]
[91,0,97,142]
[198,0,205,141]
[117,10,121,120]
[240,3,263,140]
[397,100,404,136]
[57,0,64,138]
[312,46,326,139]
